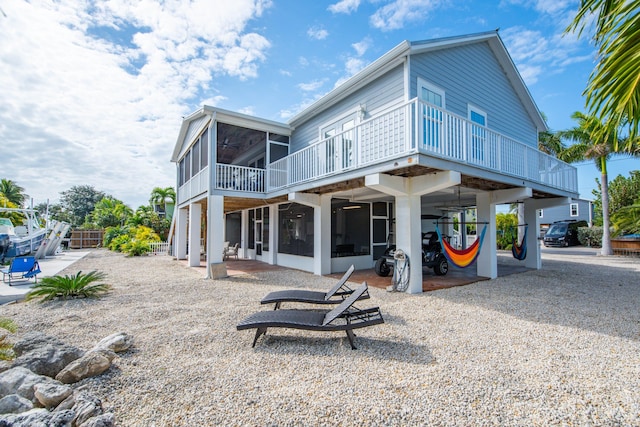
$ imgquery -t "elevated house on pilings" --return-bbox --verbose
[170,31,578,293]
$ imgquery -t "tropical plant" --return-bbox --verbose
[611,196,640,236]
[25,271,110,302]
[496,212,518,250]
[566,0,640,139]
[103,226,129,248]
[0,318,17,361]
[149,187,176,218]
[122,239,151,256]
[127,205,171,240]
[0,179,27,207]
[558,112,637,255]
[109,234,131,252]
[91,197,133,228]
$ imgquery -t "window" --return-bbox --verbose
[278,203,314,257]
[570,203,579,217]
[418,78,445,148]
[192,139,200,175]
[200,129,208,169]
[468,105,487,162]
[331,200,371,257]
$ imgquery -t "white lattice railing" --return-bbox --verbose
[149,241,170,255]
[214,164,265,192]
[268,99,578,193]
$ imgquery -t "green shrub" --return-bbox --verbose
[25,271,111,302]
[103,226,129,248]
[0,318,17,361]
[123,239,151,256]
[578,226,603,247]
[109,234,131,252]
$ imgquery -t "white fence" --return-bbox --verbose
[149,241,170,255]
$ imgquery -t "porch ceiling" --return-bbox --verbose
[224,195,288,214]
[298,164,566,206]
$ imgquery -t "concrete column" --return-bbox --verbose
[313,194,331,275]
[476,192,497,279]
[265,205,277,265]
[523,199,542,269]
[188,202,202,267]
[395,194,423,293]
[241,210,249,259]
[176,207,188,260]
[208,195,224,265]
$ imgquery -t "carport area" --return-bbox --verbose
[222,252,531,292]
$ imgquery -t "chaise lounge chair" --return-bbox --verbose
[260,265,367,309]
[237,282,383,350]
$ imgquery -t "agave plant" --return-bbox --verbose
[25,271,111,302]
[0,318,17,361]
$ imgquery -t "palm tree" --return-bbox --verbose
[566,0,640,137]
[149,187,176,217]
[558,111,636,255]
[0,179,27,207]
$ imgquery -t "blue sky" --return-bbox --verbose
[0,0,637,209]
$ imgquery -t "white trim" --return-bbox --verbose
[468,104,488,127]
[417,78,445,107]
[570,203,579,217]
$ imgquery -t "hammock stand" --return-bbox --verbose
[435,222,488,268]
[511,224,528,261]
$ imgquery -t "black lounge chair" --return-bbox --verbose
[260,265,367,309]
[237,282,383,350]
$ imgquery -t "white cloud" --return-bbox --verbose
[328,0,361,14]
[370,0,445,31]
[307,26,329,40]
[352,38,371,56]
[298,79,327,92]
[501,26,592,86]
[0,0,272,208]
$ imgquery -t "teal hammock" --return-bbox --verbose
[511,224,528,261]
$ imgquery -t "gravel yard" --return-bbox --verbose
[2,249,639,426]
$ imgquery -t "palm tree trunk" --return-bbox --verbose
[600,157,613,255]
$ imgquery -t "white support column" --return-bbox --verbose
[176,207,188,260]
[265,205,277,266]
[523,199,542,269]
[188,202,202,267]
[208,195,224,265]
[523,197,570,270]
[395,194,423,294]
[476,192,497,279]
[241,210,249,259]
[314,194,331,275]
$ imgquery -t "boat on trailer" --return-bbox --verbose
[0,208,49,262]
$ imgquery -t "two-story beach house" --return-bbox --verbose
[171,31,578,293]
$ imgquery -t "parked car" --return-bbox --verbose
[543,220,588,247]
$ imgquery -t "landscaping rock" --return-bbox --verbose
[0,394,32,414]
[79,412,115,427]
[34,381,73,408]
[55,350,115,384]
[0,367,58,403]
[90,332,132,354]
[0,408,75,426]
[12,332,83,378]
[72,392,103,426]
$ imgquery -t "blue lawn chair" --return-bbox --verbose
[1,256,41,286]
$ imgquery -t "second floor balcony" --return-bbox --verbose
[179,98,578,204]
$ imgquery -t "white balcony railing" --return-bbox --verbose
[268,99,578,193]
[192,98,578,200]
[215,163,265,193]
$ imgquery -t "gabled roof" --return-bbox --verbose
[289,30,547,132]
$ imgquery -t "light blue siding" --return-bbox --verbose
[410,42,538,147]
[541,199,593,225]
[290,64,405,153]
